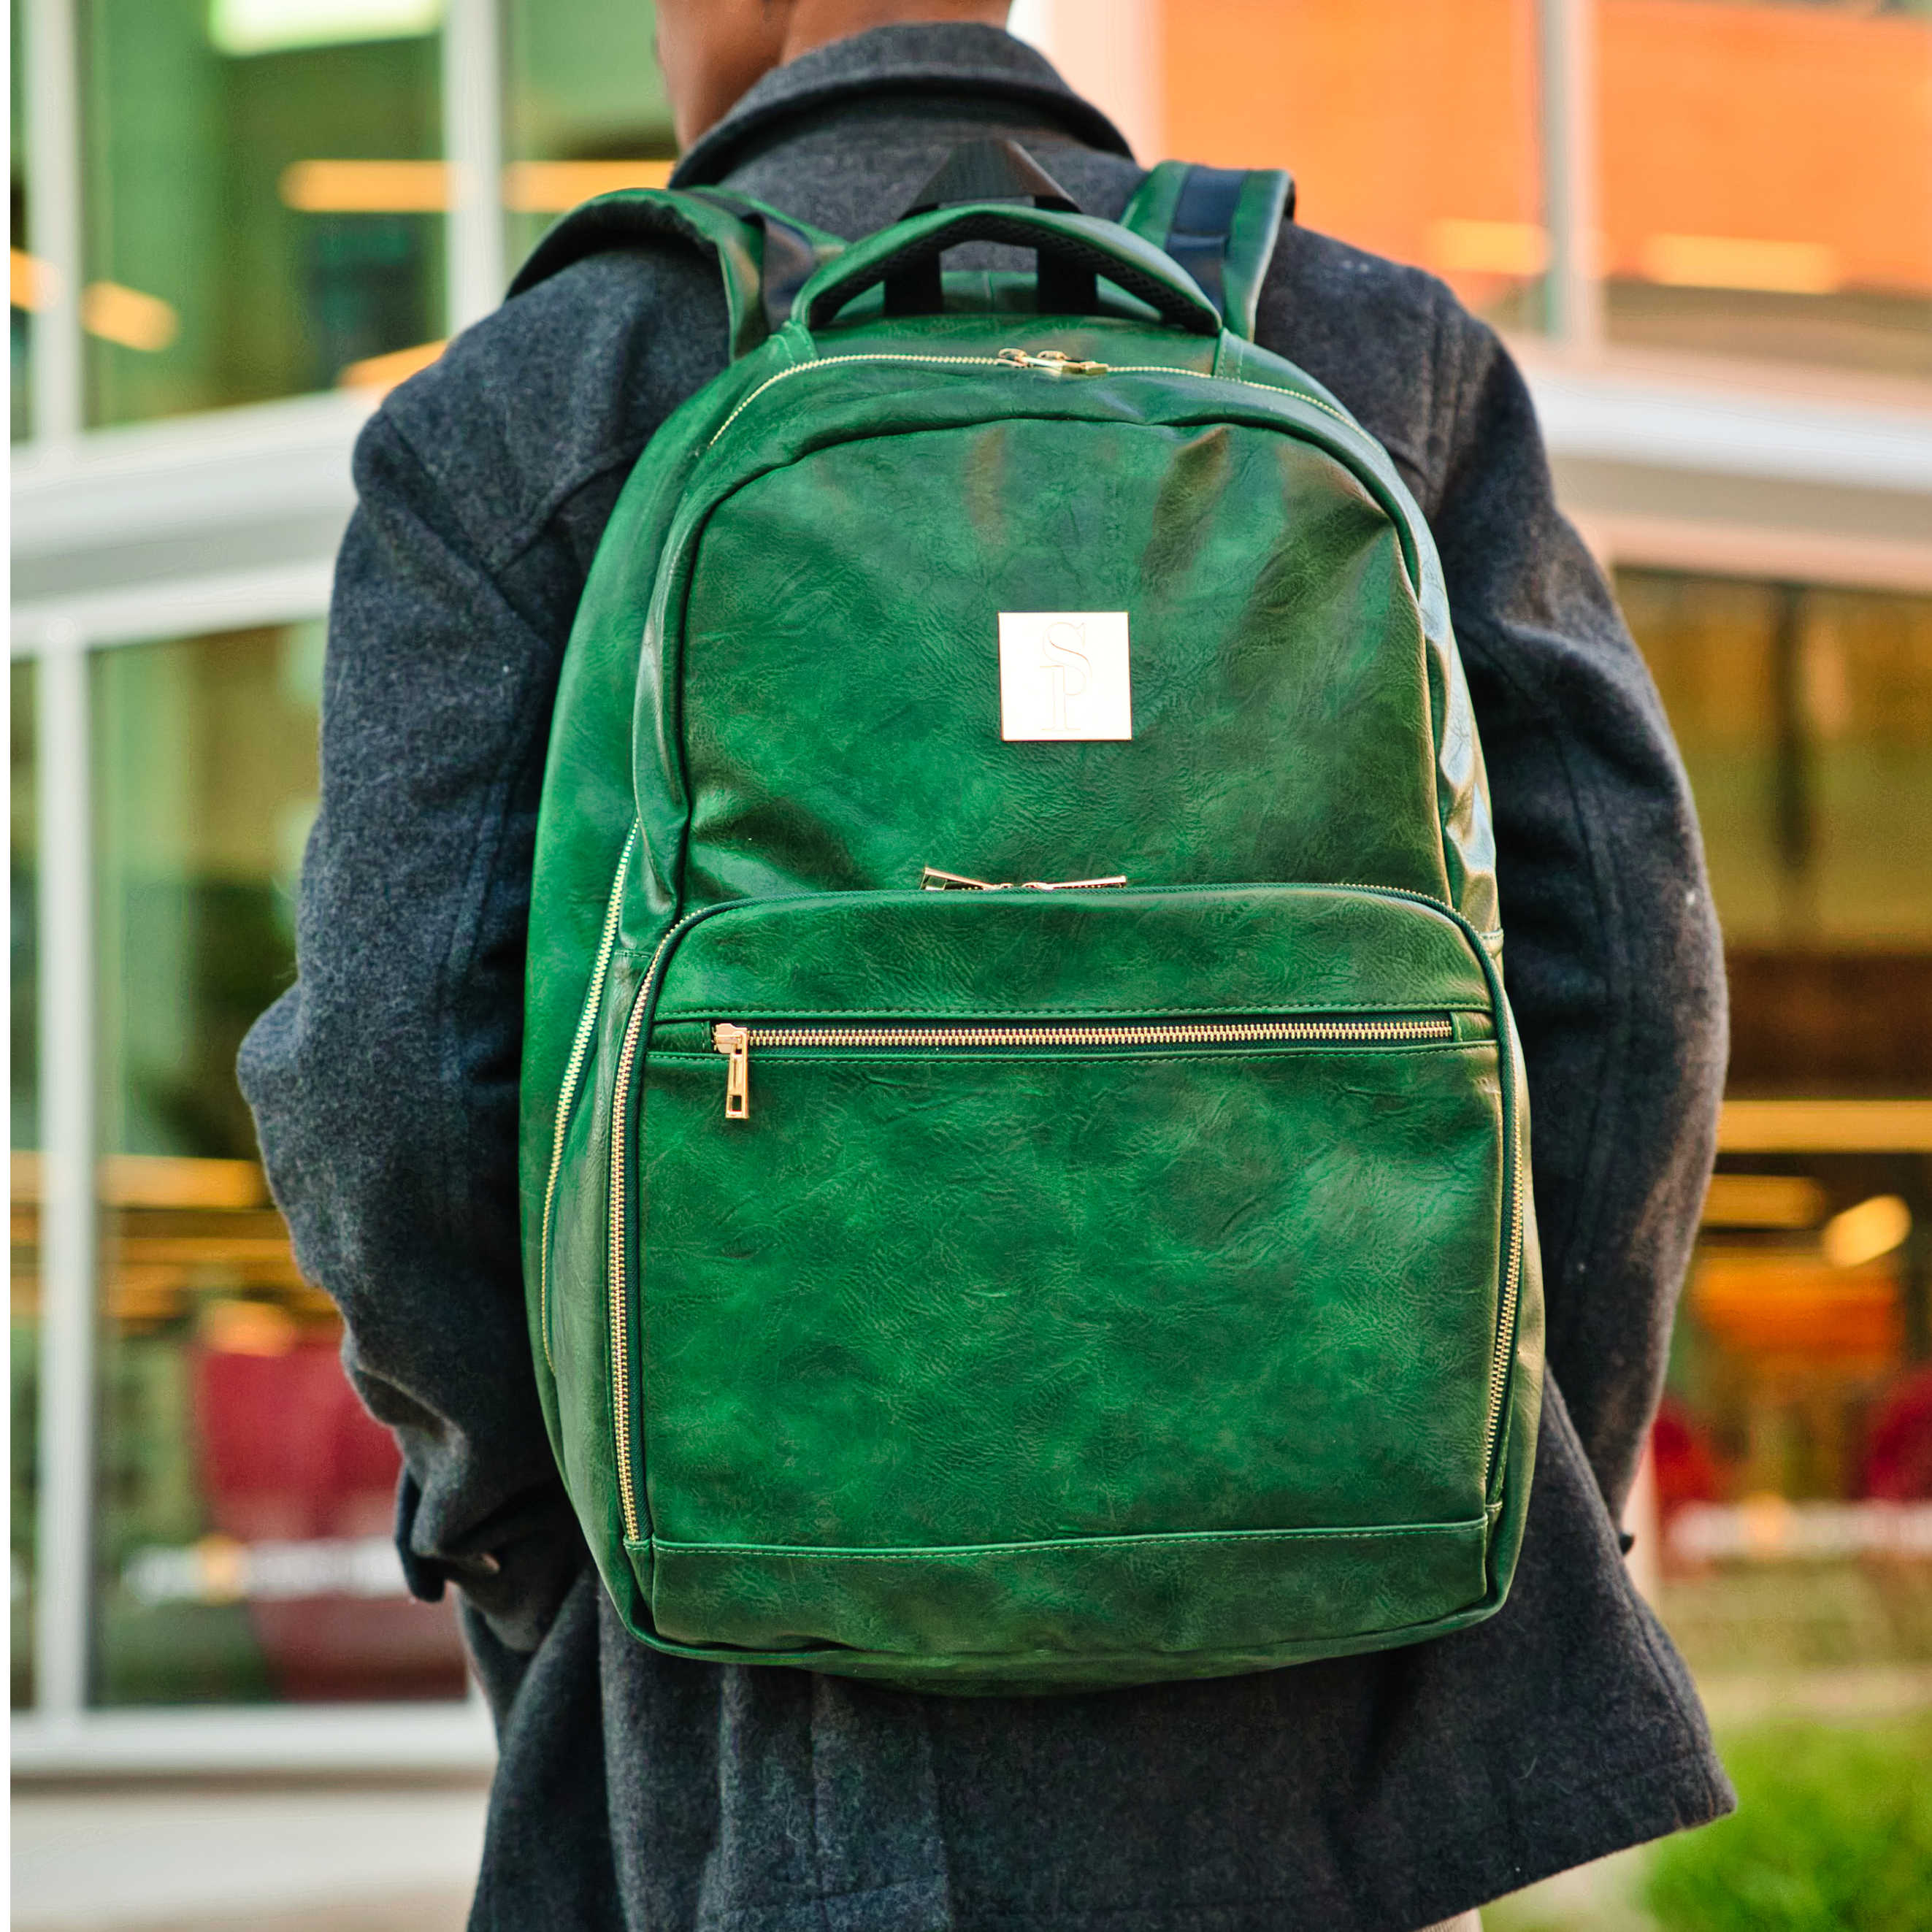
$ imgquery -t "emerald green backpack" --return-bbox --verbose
[515,145,1543,1693]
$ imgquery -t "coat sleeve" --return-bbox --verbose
[1424,314,1728,1520]
[238,405,589,1652]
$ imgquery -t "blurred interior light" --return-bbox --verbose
[504,161,675,212]
[1822,1194,1912,1270]
[283,159,678,215]
[1427,219,1550,278]
[12,1151,268,1212]
[1718,1099,1932,1154]
[9,248,61,312]
[1638,234,1841,295]
[200,1298,299,1359]
[209,0,444,58]
[1701,1173,1826,1230]
[337,338,445,391]
[280,159,450,212]
[93,1153,269,1211]
[80,281,180,352]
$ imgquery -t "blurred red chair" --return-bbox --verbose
[1863,1365,1932,1503]
[192,1335,469,1701]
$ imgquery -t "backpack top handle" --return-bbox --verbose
[888,139,1091,317]
[798,202,1225,338]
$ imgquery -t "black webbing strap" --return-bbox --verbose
[1162,167,1249,322]
[1121,162,1295,341]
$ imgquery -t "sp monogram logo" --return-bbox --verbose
[1039,619,1092,732]
[998,612,1132,741]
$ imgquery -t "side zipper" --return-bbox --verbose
[1479,1092,1527,1490]
[539,827,637,1371]
[607,905,710,1544]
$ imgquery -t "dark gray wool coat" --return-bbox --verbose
[239,25,1735,1932]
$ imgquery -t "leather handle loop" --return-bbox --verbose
[798,204,1224,337]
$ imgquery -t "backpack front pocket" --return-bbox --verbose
[613,883,1526,1675]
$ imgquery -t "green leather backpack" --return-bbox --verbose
[515,145,1543,1693]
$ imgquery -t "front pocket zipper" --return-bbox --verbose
[708,1015,1457,1122]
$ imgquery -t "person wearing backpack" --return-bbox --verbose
[239,6,1735,1929]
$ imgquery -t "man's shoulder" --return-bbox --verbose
[1262,222,1499,498]
[359,245,730,567]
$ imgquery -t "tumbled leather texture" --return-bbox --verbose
[520,191,1542,1691]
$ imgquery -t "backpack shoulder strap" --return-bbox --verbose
[1120,164,1294,343]
[507,188,844,361]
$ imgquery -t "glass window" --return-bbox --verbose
[89,625,467,1705]
[79,0,447,427]
[1159,0,1548,333]
[500,0,674,273]
[1624,572,1932,970]
[12,659,39,1708]
[1619,569,1932,1675]
[1598,1,1932,378]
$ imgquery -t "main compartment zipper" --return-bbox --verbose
[708,1014,1455,1122]
[708,347,1361,447]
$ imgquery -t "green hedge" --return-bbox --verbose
[1648,1718,1932,1932]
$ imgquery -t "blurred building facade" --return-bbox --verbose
[10,0,1932,1772]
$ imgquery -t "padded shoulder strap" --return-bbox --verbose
[507,188,843,361]
[1120,163,1294,343]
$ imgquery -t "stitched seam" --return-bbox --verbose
[383,402,656,584]
[484,440,655,575]
[651,1519,1485,1559]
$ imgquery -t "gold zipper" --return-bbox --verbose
[539,828,637,1370]
[1480,1104,1527,1484]
[708,1014,1454,1121]
[708,348,1360,448]
[606,913,695,1542]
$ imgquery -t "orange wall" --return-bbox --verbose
[1161,0,1542,268]
[1599,1,1931,289]
[1160,0,1932,293]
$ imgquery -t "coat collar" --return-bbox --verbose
[670,23,1134,188]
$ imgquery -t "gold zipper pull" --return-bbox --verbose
[713,1024,751,1119]
[997,348,1111,376]
[921,866,1127,892]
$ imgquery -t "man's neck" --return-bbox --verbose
[778,0,1011,66]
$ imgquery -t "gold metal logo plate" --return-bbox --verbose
[997,611,1132,742]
